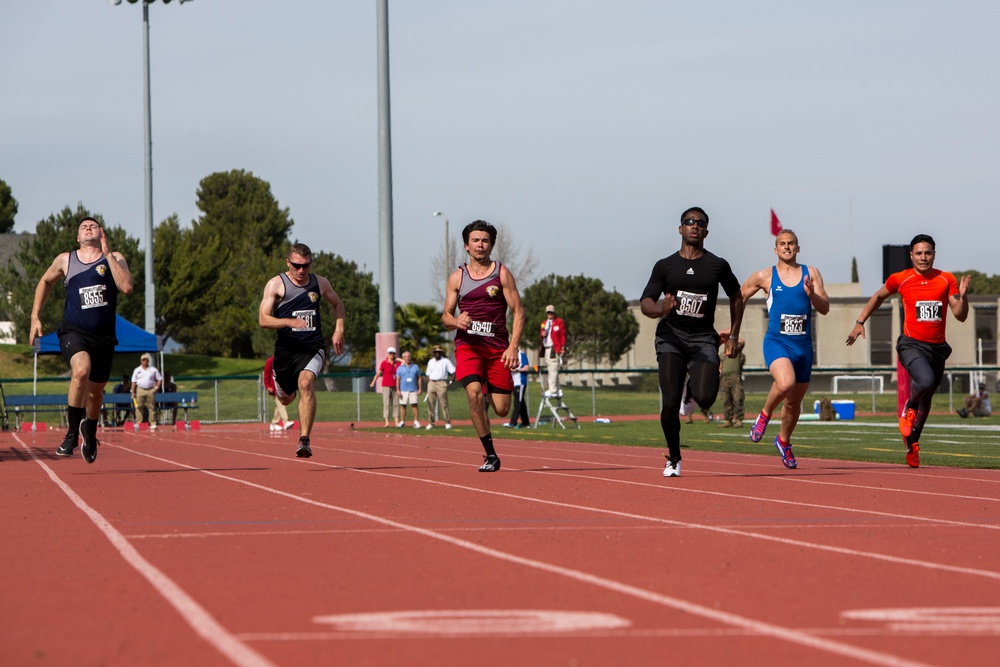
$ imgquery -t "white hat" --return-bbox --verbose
[387,347,396,354]
[545,304,555,313]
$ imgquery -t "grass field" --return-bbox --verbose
[361,412,1000,470]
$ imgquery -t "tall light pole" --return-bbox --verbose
[433,211,449,282]
[110,0,193,334]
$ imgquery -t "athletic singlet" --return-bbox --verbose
[62,251,118,339]
[274,273,325,351]
[640,250,741,336]
[455,262,509,350]
[766,265,812,340]
[884,268,958,345]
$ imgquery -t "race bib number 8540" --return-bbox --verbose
[467,320,495,337]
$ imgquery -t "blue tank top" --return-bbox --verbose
[766,265,812,339]
[275,273,325,351]
[61,251,119,339]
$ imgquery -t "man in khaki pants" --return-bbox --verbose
[131,353,162,430]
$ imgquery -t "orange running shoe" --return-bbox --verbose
[905,440,920,468]
[898,407,917,438]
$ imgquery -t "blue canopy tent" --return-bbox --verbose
[32,315,164,392]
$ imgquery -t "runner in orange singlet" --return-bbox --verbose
[846,234,970,468]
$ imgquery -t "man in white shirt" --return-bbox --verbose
[131,353,162,430]
[424,345,456,429]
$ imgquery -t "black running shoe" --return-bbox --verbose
[80,419,99,464]
[56,433,78,457]
[296,437,312,458]
[478,454,501,472]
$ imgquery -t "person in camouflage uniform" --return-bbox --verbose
[718,333,745,428]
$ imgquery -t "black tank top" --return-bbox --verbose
[61,251,119,340]
[274,273,325,351]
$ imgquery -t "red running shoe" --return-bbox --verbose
[898,408,917,439]
[905,440,920,468]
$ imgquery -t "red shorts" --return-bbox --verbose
[455,345,513,394]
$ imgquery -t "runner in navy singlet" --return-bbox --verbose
[741,229,830,469]
[259,243,346,458]
[29,217,134,463]
[442,220,525,472]
[640,207,744,478]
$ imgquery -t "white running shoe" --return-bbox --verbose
[663,458,682,477]
[444,423,453,430]
[413,420,421,429]
[283,420,294,430]
[425,423,434,430]
[396,421,405,428]
[269,423,282,432]
[150,423,158,431]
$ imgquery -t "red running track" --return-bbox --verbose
[3,423,999,666]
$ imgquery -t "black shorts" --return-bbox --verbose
[896,335,952,375]
[273,345,325,397]
[58,330,115,384]
[655,327,721,368]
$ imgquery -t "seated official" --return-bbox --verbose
[958,383,991,418]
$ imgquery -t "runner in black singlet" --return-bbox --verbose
[29,217,134,463]
[640,207,744,477]
[259,243,346,458]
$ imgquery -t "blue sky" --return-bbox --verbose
[2,1,998,306]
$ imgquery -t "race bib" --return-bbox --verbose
[79,284,108,310]
[915,300,942,322]
[292,309,317,331]
[467,320,495,338]
[780,314,807,335]
[675,290,707,318]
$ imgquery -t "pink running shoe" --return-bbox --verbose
[749,412,770,443]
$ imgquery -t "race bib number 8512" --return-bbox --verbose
[915,300,942,322]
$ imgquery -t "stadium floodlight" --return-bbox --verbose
[109,0,194,333]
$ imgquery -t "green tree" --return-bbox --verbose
[0,179,17,233]
[157,170,292,357]
[851,257,859,283]
[395,302,448,366]
[521,274,639,365]
[954,270,1000,295]
[0,205,144,341]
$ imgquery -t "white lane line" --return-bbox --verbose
[114,444,935,667]
[14,435,276,667]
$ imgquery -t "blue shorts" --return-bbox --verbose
[763,334,813,384]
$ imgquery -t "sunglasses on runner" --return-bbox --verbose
[287,260,312,270]
[681,218,708,229]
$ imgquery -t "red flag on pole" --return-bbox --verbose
[770,209,783,236]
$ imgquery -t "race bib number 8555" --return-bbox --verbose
[79,285,108,310]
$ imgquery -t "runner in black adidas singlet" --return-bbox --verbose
[640,207,744,478]
[29,217,134,463]
[442,220,525,472]
[259,243,346,458]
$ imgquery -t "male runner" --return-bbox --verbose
[259,243,346,458]
[29,217,133,463]
[442,220,525,472]
[847,234,969,467]
[742,229,830,468]
[640,206,744,477]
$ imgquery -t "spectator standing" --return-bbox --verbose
[396,350,423,428]
[424,345,456,429]
[28,217,133,463]
[507,347,531,428]
[717,333,746,428]
[539,304,566,398]
[370,348,400,427]
[131,353,162,431]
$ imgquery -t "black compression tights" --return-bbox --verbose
[904,355,944,445]
[658,353,720,460]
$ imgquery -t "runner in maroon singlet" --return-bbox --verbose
[442,220,525,472]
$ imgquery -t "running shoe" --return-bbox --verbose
[80,419,99,464]
[956,408,969,419]
[479,454,501,472]
[898,407,917,438]
[56,433,78,457]
[663,457,682,477]
[905,439,920,468]
[296,437,312,458]
[749,412,770,443]
[774,436,797,469]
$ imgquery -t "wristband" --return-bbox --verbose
[855,320,865,326]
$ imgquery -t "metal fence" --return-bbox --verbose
[5,366,998,426]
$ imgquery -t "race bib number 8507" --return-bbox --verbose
[675,290,707,318]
